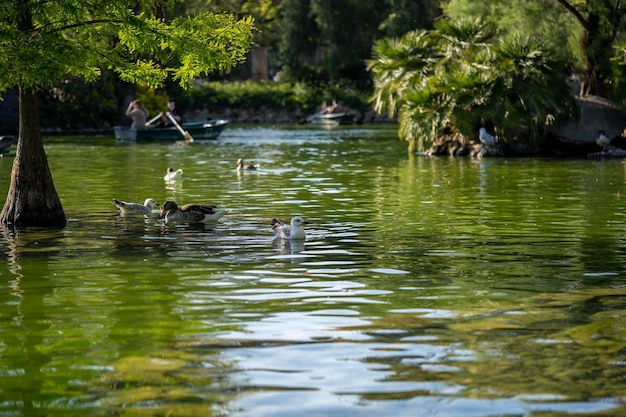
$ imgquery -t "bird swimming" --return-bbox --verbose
[160,200,227,224]
[237,159,260,171]
[596,130,611,151]
[271,216,308,240]
[111,198,159,215]
[164,167,183,181]
[479,127,497,145]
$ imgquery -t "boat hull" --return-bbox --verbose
[0,135,14,153]
[307,112,355,126]
[114,119,229,141]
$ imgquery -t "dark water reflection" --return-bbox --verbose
[0,126,625,416]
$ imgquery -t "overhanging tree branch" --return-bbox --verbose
[554,0,591,31]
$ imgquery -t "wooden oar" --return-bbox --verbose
[145,113,162,126]
[166,112,193,141]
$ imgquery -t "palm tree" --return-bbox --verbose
[489,35,576,145]
[368,18,576,153]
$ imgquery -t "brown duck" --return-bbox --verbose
[237,158,260,171]
[160,200,227,224]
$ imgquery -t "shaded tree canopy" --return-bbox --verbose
[443,0,626,99]
[277,0,440,88]
[554,0,626,96]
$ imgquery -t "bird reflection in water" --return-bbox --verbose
[273,238,305,255]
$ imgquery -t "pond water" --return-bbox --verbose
[0,125,625,417]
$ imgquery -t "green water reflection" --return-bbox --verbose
[0,125,625,416]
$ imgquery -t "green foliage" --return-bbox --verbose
[37,73,122,130]
[0,0,255,94]
[443,0,626,100]
[136,84,170,117]
[368,17,576,152]
[184,0,280,48]
[188,80,369,114]
[367,31,440,119]
[277,0,440,88]
[378,0,439,36]
[609,51,626,103]
[442,0,583,69]
[276,0,323,83]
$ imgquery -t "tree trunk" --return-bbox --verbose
[554,1,616,97]
[579,12,610,97]
[0,85,66,227]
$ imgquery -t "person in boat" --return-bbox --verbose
[327,99,338,114]
[317,101,329,115]
[157,98,183,128]
[125,99,148,129]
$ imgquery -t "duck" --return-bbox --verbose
[111,198,159,215]
[271,216,308,240]
[160,200,227,224]
[596,130,611,151]
[237,159,260,171]
[164,167,184,181]
[479,127,497,145]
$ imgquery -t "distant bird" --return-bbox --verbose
[271,216,309,240]
[164,167,183,181]
[160,200,227,224]
[596,130,611,151]
[237,159,260,171]
[479,127,497,145]
[111,198,159,215]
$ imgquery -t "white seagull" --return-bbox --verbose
[111,198,159,215]
[271,216,309,240]
[479,127,497,145]
[164,167,184,181]
[596,130,611,151]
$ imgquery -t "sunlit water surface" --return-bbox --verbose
[0,125,625,416]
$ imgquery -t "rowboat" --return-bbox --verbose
[113,119,229,141]
[307,112,355,126]
[0,135,14,153]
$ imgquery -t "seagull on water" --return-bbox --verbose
[111,198,159,215]
[271,216,309,240]
[160,200,227,224]
[164,167,184,181]
[479,127,497,146]
[596,130,611,151]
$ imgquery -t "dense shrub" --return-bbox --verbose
[186,80,369,115]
